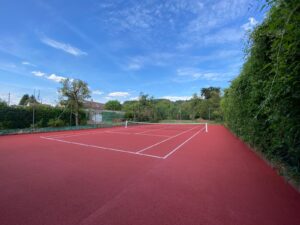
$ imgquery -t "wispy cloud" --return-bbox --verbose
[125,53,175,70]
[32,71,45,77]
[178,0,254,48]
[242,17,258,31]
[186,0,250,34]
[161,95,191,101]
[202,28,244,45]
[108,92,130,97]
[103,4,154,32]
[22,61,36,67]
[126,57,144,71]
[92,90,103,95]
[0,62,17,70]
[98,0,206,33]
[175,68,234,82]
[190,50,242,63]
[41,37,87,56]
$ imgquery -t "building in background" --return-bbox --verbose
[83,100,124,125]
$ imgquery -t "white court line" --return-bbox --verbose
[51,131,107,139]
[105,131,131,135]
[43,132,82,138]
[135,128,162,134]
[106,131,171,138]
[40,125,206,160]
[44,130,105,139]
[40,136,164,159]
[137,133,171,138]
[44,127,130,139]
[136,126,199,153]
[163,126,205,159]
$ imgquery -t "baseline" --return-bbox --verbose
[43,130,106,139]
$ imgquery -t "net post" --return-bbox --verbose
[205,123,208,133]
[125,120,128,128]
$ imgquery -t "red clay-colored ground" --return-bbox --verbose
[0,124,299,225]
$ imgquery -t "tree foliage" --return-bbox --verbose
[221,0,300,179]
[0,98,7,107]
[19,94,38,105]
[59,79,90,126]
[104,100,122,111]
[201,87,221,99]
[0,104,87,129]
[123,88,222,122]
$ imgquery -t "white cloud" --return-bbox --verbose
[190,49,241,63]
[127,61,143,70]
[186,0,245,35]
[32,71,45,77]
[41,37,87,56]
[31,70,70,83]
[47,74,67,83]
[202,28,243,45]
[175,68,233,82]
[161,96,192,101]
[179,0,253,48]
[125,53,175,70]
[108,92,130,97]
[22,61,36,67]
[92,90,103,95]
[0,92,21,105]
[129,96,139,101]
[106,5,154,32]
[242,17,258,31]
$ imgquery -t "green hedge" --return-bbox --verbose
[0,104,87,129]
[221,0,300,180]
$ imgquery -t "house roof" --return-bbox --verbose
[83,100,105,110]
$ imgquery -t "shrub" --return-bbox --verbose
[47,119,65,127]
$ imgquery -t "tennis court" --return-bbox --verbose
[0,123,300,225]
[40,122,208,159]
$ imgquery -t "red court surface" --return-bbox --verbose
[0,124,300,225]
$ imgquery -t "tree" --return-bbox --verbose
[59,79,90,126]
[104,100,122,111]
[201,87,221,99]
[123,100,139,120]
[19,94,38,105]
[221,0,300,180]
[28,95,38,105]
[19,94,30,105]
[189,93,200,119]
[0,98,7,107]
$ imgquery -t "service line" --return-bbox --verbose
[163,126,205,159]
[136,126,199,153]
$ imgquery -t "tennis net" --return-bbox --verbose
[125,121,208,132]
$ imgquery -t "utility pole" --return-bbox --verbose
[37,90,40,102]
[8,92,10,106]
[70,104,72,126]
[32,90,35,129]
[179,105,182,120]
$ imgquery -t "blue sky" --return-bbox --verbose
[0,0,267,105]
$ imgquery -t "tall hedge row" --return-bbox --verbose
[0,104,87,129]
[221,0,300,179]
